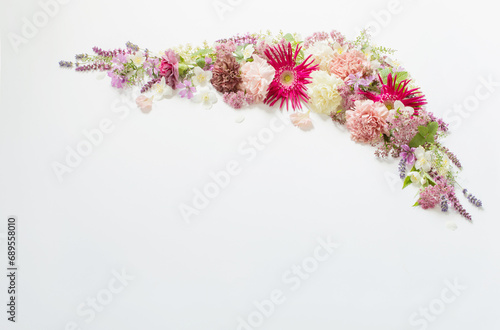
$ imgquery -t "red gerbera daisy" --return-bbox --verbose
[264,42,318,111]
[359,73,427,115]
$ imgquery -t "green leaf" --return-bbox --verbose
[284,33,295,42]
[418,126,429,136]
[196,57,206,68]
[402,176,413,189]
[424,173,436,186]
[412,201,420,207]
[427,121,438,136]
[425,135,435,144]
[234,53,244,62]
[395,71,408,83]
[178,63,189,76]
[409,133,426,148]
[379,68,391,83]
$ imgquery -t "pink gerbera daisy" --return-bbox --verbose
[264,42,318,111]
[359,73,427,115]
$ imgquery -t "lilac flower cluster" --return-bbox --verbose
[419,184,442,209]
[214,40,237,57]
[330,30,350,47]
[418,176,449,209]
[222,91,253,109]
[303,31,330,48]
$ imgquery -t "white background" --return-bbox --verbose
[1,0,500,329]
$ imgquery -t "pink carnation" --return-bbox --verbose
[329,50,370,80]
[345,100,389,143]
[159,49,179,89]
[241,55,275,103]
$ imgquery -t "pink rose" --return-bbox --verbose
[159,49,179,89]
[345,100,389,143]
[241,55,275,103]
[329,50,370,80]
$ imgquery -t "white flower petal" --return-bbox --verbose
[446,221,458,231]
[235,114,245,123]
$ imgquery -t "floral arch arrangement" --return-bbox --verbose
[59,30,482,222]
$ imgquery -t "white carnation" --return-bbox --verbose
[307,71,343,115]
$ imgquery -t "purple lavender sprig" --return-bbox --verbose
[441,196,449,212]
[92,47,130,58]
[398,158,406,179]
[216,33,258,46]
[75,63,111,72]
[140,78,161,93]
[126,41,139,52]
[59,60,73,68]
[447,189,472,222]
[75,54,88,61]
[462,189,483,208]
[438,144,462,169]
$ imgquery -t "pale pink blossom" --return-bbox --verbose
[136,95,154,113]
[290,111,312,129]
[240,55,275,103]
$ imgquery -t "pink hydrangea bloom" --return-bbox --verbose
[159,49,179,89]
[345,100,389,143]
[329,50,370,80]
[241,55,275,103]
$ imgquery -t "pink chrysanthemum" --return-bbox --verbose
[264,43,318,111]
[359,73,427,115]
